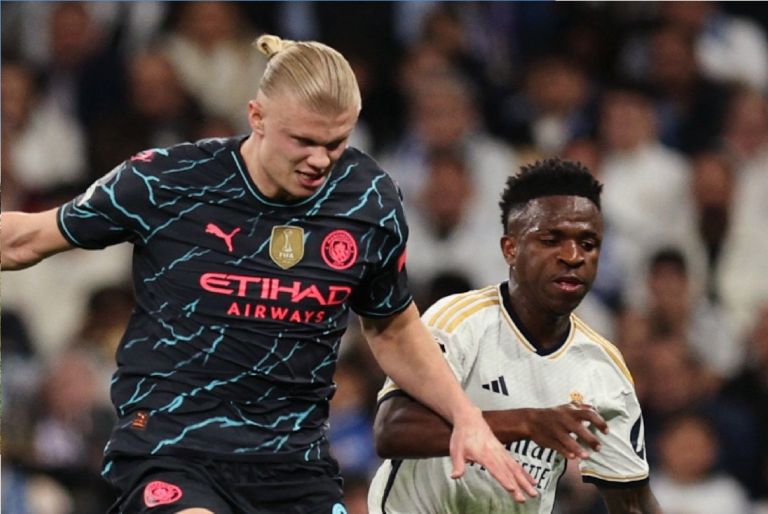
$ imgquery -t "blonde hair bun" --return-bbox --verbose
[254,34,295,59]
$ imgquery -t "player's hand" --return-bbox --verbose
[449,408,538,503]
[526,403,609,460]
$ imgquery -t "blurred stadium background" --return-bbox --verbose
[2,2,768,513]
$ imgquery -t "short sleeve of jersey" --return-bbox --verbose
[375,294,479,403]
[580,389,650,486]
[350,176,412,318]
[58,158,157,249]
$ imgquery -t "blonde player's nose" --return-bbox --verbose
[307,147,331,171]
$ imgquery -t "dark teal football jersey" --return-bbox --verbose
[58,137,411,466]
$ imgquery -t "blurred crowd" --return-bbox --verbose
[2,2,768,513]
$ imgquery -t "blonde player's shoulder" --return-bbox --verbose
[422,285,501,335]
[571,314,634,385]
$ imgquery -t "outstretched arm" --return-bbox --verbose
[599,484,663,514]
[361,303,538,503]
[1,209,73,270]
[375,394,608,461]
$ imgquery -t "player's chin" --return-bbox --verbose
[286,181,322,200]
[547,293,586,315]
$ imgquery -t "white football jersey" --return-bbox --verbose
[368,283,649,514]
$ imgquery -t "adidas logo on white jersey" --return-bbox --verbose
[481,376,508,396]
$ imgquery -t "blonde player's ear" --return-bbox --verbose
[500,235,516,266]
[248,100,265,135]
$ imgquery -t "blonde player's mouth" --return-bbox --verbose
[296,170,326,189]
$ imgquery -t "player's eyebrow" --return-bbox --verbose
[535,228,601,239]
[291,133,349,148]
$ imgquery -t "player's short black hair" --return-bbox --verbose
[499,158,603,231]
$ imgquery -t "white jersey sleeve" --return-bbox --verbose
[579,379,649,485]
[571,315,650,485]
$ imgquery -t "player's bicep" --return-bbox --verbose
[371,322,466,405]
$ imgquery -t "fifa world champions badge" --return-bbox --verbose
[270,226,305,269]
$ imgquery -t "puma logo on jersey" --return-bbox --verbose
[206,223,241,253]
[481,376,509,396]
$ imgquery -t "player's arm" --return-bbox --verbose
[361,302,538,503]
[375,394,608,461]
[1,209,73,271]
[598,484,663,514]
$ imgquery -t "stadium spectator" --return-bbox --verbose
[597,86,695,309]
[645,24,733,155]
[687,152,736,302]
[718,88,768,339]
[88,49,205,180]
[643,337,761,495]
[405,149,507,292]
[162,1,265,132]
[2,60,88,204]
[652,413,752,514]
[41,2,126,128]
[723,304,768,499]
[381,71,517,241]
[660,2,768,93]
[643,248,740,380]
[500,56,596,156]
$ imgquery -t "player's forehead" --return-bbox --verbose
[265,91,358,142]
[518,195,602,234]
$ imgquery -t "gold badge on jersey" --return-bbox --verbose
[269,225,305,269]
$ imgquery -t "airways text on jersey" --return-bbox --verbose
[200,273,352,324]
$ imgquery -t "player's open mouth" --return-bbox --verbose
[553,276,585,293]
[296,170,326,189]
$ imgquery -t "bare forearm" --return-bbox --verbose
[601,485,663,514]
[376,397,607,460]
[375,397,533,458]
[363,304,479,424]
[374,396,451,457]
[1,210,72,270]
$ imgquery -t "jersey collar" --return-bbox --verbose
[499,281,574,357]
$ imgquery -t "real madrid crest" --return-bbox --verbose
[569,391,584,404]
[269,225,305,269]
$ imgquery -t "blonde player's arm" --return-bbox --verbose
[375,395,608,461]
[361,302,538,503]
[1,209,73,270]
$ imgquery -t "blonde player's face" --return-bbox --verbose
[248,93,358,201]
[502,196,602,315]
